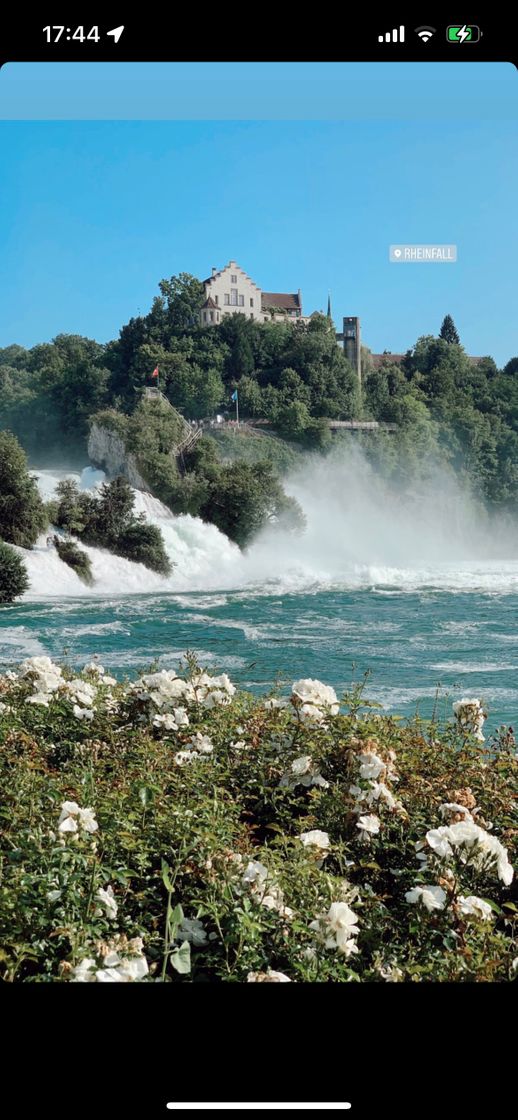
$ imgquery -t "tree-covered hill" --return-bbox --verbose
[1,274,517,509]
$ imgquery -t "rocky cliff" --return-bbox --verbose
[87,422,149,491]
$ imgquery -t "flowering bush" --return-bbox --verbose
[0,657,516,983]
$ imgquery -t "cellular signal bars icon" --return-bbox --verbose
[378,25,405,43]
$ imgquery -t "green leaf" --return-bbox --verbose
[170,903,184,929]
[161,860,174,893]
[139,786,153,808]
[170,941,191,975]
[480,898,503,915]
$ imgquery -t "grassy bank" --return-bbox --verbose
[0,657,516,983]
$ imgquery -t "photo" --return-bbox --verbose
[1,60,517,985]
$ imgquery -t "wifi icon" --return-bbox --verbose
[415,25,436,42]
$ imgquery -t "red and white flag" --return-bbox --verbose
[151,367,159,380]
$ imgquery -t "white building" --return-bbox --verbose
[200,260,304,327]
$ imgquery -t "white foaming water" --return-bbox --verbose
[20,453,518,599]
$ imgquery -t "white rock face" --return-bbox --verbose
[87,422,149,491]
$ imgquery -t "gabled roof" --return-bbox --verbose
[203,262,261,291]
[262,292,301,311]
[201,297,218,310]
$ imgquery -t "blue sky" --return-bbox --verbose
[1,63,516,364]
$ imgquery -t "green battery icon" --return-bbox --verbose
[447,24,481,42]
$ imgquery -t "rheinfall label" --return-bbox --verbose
[390,244,457,262]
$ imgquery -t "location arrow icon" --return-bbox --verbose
[107,26,124,43]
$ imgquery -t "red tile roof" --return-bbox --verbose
[370,353,407,368]
[261,292,301,311]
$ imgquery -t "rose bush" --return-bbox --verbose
[0,656,516,982]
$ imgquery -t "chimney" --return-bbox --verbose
[212,266,217,276]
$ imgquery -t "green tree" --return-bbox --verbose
[439,315,461,345]
[0,431,47,547]
[157,273,205,332]
[0,542,29,603]
[201,461,305,548]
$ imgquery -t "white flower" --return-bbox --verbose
[456,895,493,921]
[153,709,189,731]
[73,704,94,722]
[453,697,486,741]
[58,801,80,833]
[47,889,61,903]
[26,693,51,707]
[242,861,293,919]
[291,755,312,776]
[174,750,198,766]
[58,801,98,835]
[20,655,61,680]
[96,885,118,920]
[230,739,248,752]
[425,826,455,860]
[310,901,359,956]
[279,754,329,790]
[96,954,149,982]
[358,752,386,780]
[405,885,447,912]
[423,820,514,886]
[65,679,97,706]
[291,678,339,723]
[247,969,292,982]
[356,814,380,838]
[72,941,149,983]
[188,732,213,754]
[71,958,97,982]
[78,807,98,833]
[366,782,400,811]
[263,698,286,710]
[177,918,208,947]
[83,662,105,675]
[242,860,269,889]
[300,829,330,854]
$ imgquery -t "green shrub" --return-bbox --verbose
[52,476,172,576]
[0,541,29,603]
[0,657,516,984]
[0,430,47,547]
[53,536,94,586]
[115,522,171,576]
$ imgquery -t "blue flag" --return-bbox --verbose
[231,389,238,401]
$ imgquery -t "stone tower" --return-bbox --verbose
[338,316,362,393]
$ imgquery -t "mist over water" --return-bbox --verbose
[23,446,518,597]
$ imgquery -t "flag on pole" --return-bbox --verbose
[231,389,238,401]
[151,367,159,380]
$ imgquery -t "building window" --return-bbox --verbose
[239,295,244,306]
[204,312,208,322]
[250,298,254,307]
[214,294,218,305]
[217,313,220,322]
[224,294,230,305]
[231,289,238,305]
[210,312,214,322]
[231,274,237,284]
